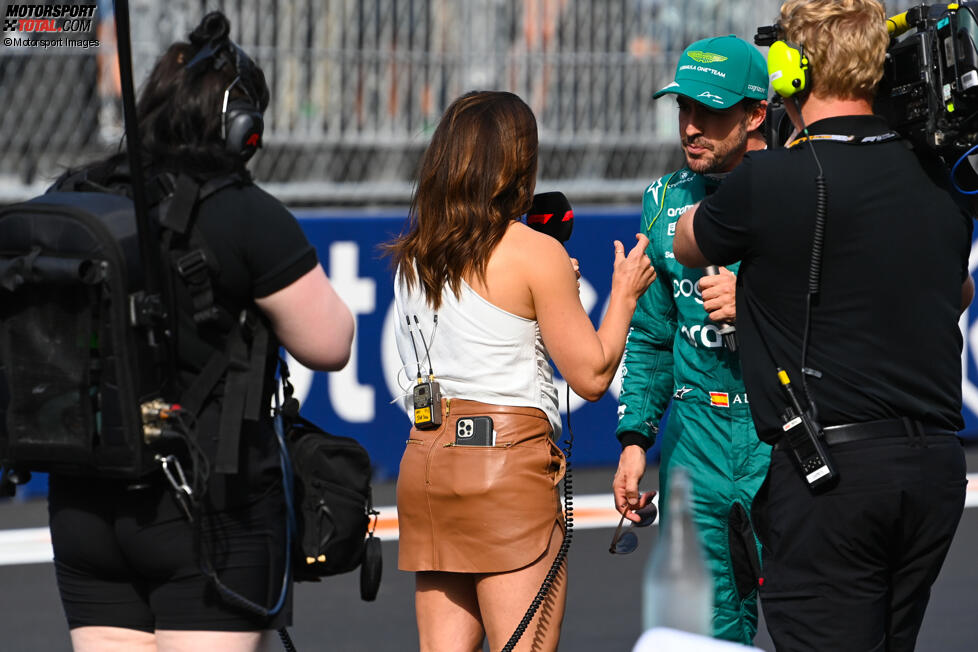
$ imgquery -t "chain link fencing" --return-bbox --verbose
[1,0,918,205]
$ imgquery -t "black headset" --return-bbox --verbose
[185,31,264,161]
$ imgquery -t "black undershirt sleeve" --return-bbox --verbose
[618,431,653,451]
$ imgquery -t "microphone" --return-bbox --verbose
[701,179,737,351]
[704,265,738,352]
[526,191,574,244]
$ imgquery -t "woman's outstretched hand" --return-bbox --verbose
[611,233,656,301]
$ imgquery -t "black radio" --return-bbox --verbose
[776,368,838,491]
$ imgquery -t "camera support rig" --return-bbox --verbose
[877,3,978,155]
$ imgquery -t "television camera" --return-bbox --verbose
[756,3,978,158]
[876,3,978,157]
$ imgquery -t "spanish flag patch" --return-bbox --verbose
[709,392,730,408]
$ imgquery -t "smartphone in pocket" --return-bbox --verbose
[455,416,495,446]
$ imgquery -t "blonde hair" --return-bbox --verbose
[779,0,889,100]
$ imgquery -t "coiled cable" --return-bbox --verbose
[277,627,298,652]
[500,384,575,652]
[793,96,828,418]
[807,175,827,294]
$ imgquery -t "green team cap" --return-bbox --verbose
[653,35,769,109]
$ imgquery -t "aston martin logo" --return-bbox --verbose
[687,51,728,64]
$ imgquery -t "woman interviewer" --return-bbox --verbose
[46,13,353,652]
[385,90,655,651]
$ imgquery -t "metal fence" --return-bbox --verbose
[1,0,910,205]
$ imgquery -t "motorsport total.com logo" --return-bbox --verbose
[4,3,95,32]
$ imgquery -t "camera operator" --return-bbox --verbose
[672,0,973,649]
[46,13,354,652]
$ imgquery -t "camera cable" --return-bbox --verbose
[950,142,978,195]
[196,390,294,622]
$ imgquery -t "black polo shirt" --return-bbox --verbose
[693,115,972,443]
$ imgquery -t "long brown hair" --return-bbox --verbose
[384,91,538,309]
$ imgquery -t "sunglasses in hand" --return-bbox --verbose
[609,494,658,555]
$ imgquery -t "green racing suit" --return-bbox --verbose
[616,167,771,644]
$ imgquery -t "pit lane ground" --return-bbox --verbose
[2,446,977,651]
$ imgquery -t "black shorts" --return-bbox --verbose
[48,475,291,632]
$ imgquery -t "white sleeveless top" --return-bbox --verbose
[394,267,561,437]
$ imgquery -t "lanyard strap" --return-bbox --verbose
[787,131,901,148]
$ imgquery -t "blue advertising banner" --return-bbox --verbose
[292,207,978,481]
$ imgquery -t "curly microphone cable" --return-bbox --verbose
[501,384,575,652]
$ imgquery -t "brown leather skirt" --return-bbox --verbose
[396,398,566,573]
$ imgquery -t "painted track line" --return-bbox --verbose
[2,473,977,567]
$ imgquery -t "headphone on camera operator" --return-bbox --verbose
[754,24,805,147]
[184,12,265,162]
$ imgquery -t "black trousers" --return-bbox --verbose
[753,435,966,652]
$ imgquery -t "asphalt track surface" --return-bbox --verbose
[2,449,977,652]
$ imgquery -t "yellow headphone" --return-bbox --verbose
[768,40,810,98]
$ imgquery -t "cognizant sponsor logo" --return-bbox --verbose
[667,204,694,218]
[673,278,704,304]
[680,323,723,348]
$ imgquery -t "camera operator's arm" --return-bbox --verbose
[256,265,355,371]
[673,202,710,267]
[234,189,355,373]
[676,158,757,268]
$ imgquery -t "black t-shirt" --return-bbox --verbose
[178,181,317,502]
[693,115,973,442]
[194,182,317,303]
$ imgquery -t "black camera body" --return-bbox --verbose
[876,3,978,156]
[756,4,978,157]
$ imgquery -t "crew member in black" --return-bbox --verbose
[47,13,354,652]
[672,0,973,650]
